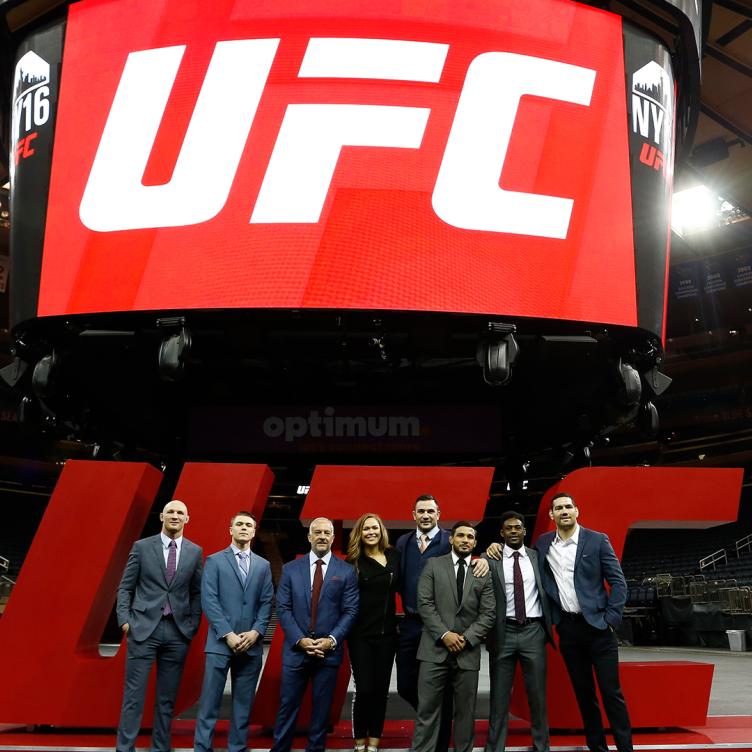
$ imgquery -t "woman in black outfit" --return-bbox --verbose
[346,513,400,752]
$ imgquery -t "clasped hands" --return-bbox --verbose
[297,636,335,657]
[225,630,260,653]
[442,631,467,653]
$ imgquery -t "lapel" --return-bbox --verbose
[574,527,588,570]
[152,536,168,583]
[528,546,544,592]
[319,554,338,598]
[223,547,245,589]
[461,556,474,604]
[440,555,459,607]
[173,538,189,582]
[300,555,312,610]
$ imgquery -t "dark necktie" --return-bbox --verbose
[512,550,526,623]
[309,559,324,631]
[456,557,466,604]
[163,540,177,616]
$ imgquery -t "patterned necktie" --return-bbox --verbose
[456,557,466,604]
[163,540,177,616]
[238,551,249,584]
[419,534,429,554]
[512,551,527,623]
[309,559,324,631]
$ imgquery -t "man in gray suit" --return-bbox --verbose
[116,499,203,752]
[485,512,554,752]
[413,521,495,752]
[194,511,274,752]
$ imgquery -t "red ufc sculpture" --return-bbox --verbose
[0,460,274,725]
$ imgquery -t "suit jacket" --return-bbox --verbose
[395,528,451,615]
[417,553,495,670]
[201,547,274,656]
[485,546,554,652]
[276,553,359,667]
[536,526,627,630]
[116,534,203,642]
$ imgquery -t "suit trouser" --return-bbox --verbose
[349,634,397,739]
[271,657,339,752]
[397,616,452,752]
[194,649,263,752]
[556,615,633,752]
[116,617,191,752]
[412,656,479,752]
[486,621,549,752]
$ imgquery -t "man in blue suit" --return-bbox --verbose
[194,511,274,752]
[536,492,632,752]
[271,517,359,752]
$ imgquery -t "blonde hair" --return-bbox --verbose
[347,513,390,572]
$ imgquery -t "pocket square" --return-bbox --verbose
[331,575,342,581]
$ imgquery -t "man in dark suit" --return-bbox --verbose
[412,521,495,752]
[115,499,203,752]
[194,511,274,752]
[484,511,554,752]
[395,494,488,752]
[536,492,632,752]
[271,517,359,752]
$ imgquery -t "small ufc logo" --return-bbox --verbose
[79,37,596,240]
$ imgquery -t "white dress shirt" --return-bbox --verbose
[160,532,183,568]
[545,525,582,614]
[502,545,543,618]
[308,550,332,585]
[451,550,471,578]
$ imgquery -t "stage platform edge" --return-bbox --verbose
[1,716,752,752]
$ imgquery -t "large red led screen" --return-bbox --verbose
[38,0,636,323]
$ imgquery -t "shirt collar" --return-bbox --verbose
[451,551,470,566]
[231,543,250,557]
[416,525,440,541]
[554,524,580,546]
[309,550,332,567]
[160,532,183,549]
[503,544,527,559]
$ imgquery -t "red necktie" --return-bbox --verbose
[512,551,526,623]
[309,559,324,631]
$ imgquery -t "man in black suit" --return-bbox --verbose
[115,499,203,752]
[395,494,488,752]
[485,511,554,752]
[536,492,632,752]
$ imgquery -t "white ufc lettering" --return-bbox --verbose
[433,53,595,239]
[79,38,596,239]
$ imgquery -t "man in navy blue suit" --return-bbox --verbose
[536,492,632,752]
[194,511,274,752]
[271,517,359,752]
[395,494,488,752]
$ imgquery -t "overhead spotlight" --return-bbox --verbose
[478,323,519,386]
[158,326,192,382]
[637,401,659,438]
[615,360,641,408]
[31,352,59,399]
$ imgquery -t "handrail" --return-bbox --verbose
[0,555,8,573]
[699,548,727,572]
[736,533,752,558]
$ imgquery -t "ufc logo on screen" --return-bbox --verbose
[79,38,595,239]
